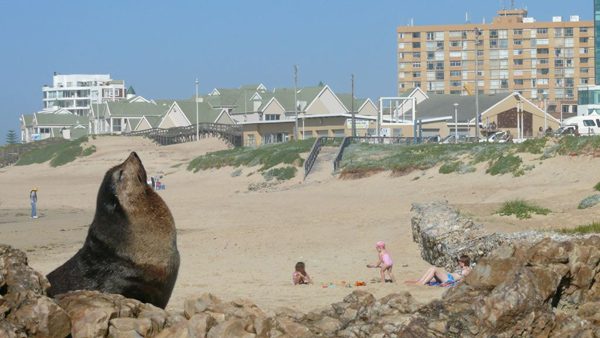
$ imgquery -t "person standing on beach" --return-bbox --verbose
[30,188,38,219]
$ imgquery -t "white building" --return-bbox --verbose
[42,73,126,116]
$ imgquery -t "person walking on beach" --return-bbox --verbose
[367,241,395,283]
[30,188,38,219]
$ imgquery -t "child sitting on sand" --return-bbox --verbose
[405,255,472,286]
[293,262,312,285]
[367,241,395,283]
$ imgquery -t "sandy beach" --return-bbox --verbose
[1,136,599,312]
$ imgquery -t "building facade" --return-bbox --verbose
[42,74,126,116]
[397,9,593,118]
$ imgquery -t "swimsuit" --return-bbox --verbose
[381,252,393,266]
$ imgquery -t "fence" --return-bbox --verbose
[123,123,243,147]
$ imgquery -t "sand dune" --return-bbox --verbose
[1,136,599,311]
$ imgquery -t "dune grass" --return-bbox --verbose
[559,222,600,234]
[486,154,523,176]
[496,199,551,219]
[16,137,93,167]
[262,166,297,181]
[187,139,314,173]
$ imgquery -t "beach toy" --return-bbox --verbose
[355,281,366,287]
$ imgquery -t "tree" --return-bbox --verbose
[5,130,18,145]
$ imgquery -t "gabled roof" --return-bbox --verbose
[174,100,224,124]
[21,114,34,127]
[34,112,89,126]
[337,94,370,113]
[409,93,509,122]
[127,86,136,95]
[105,101,168,118]
[144,115,162,128]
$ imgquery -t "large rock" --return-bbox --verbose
[399,236,600,337]
[0,244,70,338]
[410,201,578,270]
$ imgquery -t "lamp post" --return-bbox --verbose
[542,91,548,132]
[294,65,298,141]
[453,102,459,143]
[195,78,199,141]
[474,27,482,140]
[351,74,356,137]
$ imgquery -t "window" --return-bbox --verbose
[413,71,421,78]
[581,57,589,63]
[580,37,589,43]
[580,27,588,33]
[398,42,406,49]
[398,33,404,39]
[263,133,288,144]
[536,39,549,45]
[514,79,524,85]
[565,27,573,37]
[489,39,498,48]
[536,48,549,54]
[412,62,421,68]
[514,39,522,45]
[435,71,444,80]
[580,47,589,54]
[450,70,461,77]
[499,30,508,38]
[450,61,462,67]
[412,42,421,48]
[514,59,523,65]
[265,114,280,121]
[398,52,405,59]
[554,28,563,37]
[449,31,462,39]
[581,67,590,74]
[413,52,421,58]
[489,30,498,38]
[39,128,51,134]
[583,120,596,127]
[540,68,550,75]
[499,39,508,48]
[450,40,460,47]
[426,32,435,40]
[449,51,461,58]
[412,32,420,38]
[450,80,461,87]
[513,29,523,35]
[536,28,548,35]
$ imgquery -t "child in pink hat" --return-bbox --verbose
[367,241,395,283]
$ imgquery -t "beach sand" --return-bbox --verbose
[1,136,599,311]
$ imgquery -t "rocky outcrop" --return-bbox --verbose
[0,244,70,338]
[3,229,600,337]
[410,201,577,270]
[399,236,600,337]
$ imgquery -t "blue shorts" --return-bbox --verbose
[447,273,455,282]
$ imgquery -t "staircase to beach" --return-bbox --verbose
[303,146,338,183]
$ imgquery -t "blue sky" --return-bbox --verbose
[0,0,592,144]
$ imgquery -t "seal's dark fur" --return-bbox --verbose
[47,152,179,309]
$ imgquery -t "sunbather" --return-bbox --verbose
[405,255,472,286]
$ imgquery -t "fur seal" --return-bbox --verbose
[46,152,179,309]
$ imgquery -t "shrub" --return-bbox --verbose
[559,222,600,234]
[486,154,523,176]
[497,200,550,219]
[439,161,461,174]
[594,182,600,192]
[262,166,297,181]
[578,194,600,209]
[16,137,90,167]
[516,138,547,154]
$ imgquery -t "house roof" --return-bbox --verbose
[106,101,168,118]
[127,86,136,95]
[35,113,89,126]
[22,114,34,127]
[174,100,224,124]
[337,94,368,112]
[144,115,162,128]
[410,93,509,122]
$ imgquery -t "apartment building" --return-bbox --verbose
[397,9,594,118]
[42,73,126,116]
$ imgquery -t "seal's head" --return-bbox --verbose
[98,152,148,215]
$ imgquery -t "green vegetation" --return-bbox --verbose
[496,199,551,219]
[516,138,547,154]
[262,166,297,181]
[5,130,18,145]
[556,136,600,155]
[559,222,600,234]
[188,139,314,173]
[16,137,93,167]
[486,154,523,176]
[595,182,600,192]
[439,161,461,174]
[578,194,600,209]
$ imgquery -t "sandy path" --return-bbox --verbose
[1,136,600,311]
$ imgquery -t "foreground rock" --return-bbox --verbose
[3,231,600,337]
[411,201,577,270]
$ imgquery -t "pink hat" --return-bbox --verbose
[376,241,386,249]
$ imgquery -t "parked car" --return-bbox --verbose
[480,131,512,143]
[562,116,600,136]
[553,125,578,136]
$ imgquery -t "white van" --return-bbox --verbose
[561,115,600,136]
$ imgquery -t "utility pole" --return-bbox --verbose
[351,74,356,137]
[474,27,481,140]
[294,65,298,141]
[195,78,199,141]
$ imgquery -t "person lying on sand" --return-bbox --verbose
[293,262,312,285]
[366,241,395,283]
[405,255,472,286]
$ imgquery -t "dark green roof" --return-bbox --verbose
[106,101,168,118]
[35,113,89,126]
[22,114,34,126]
[144,116,162,128]
[412,93,509,122]
[127,86,136,95]
[175,100,223,124]
[337,94,367,112]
